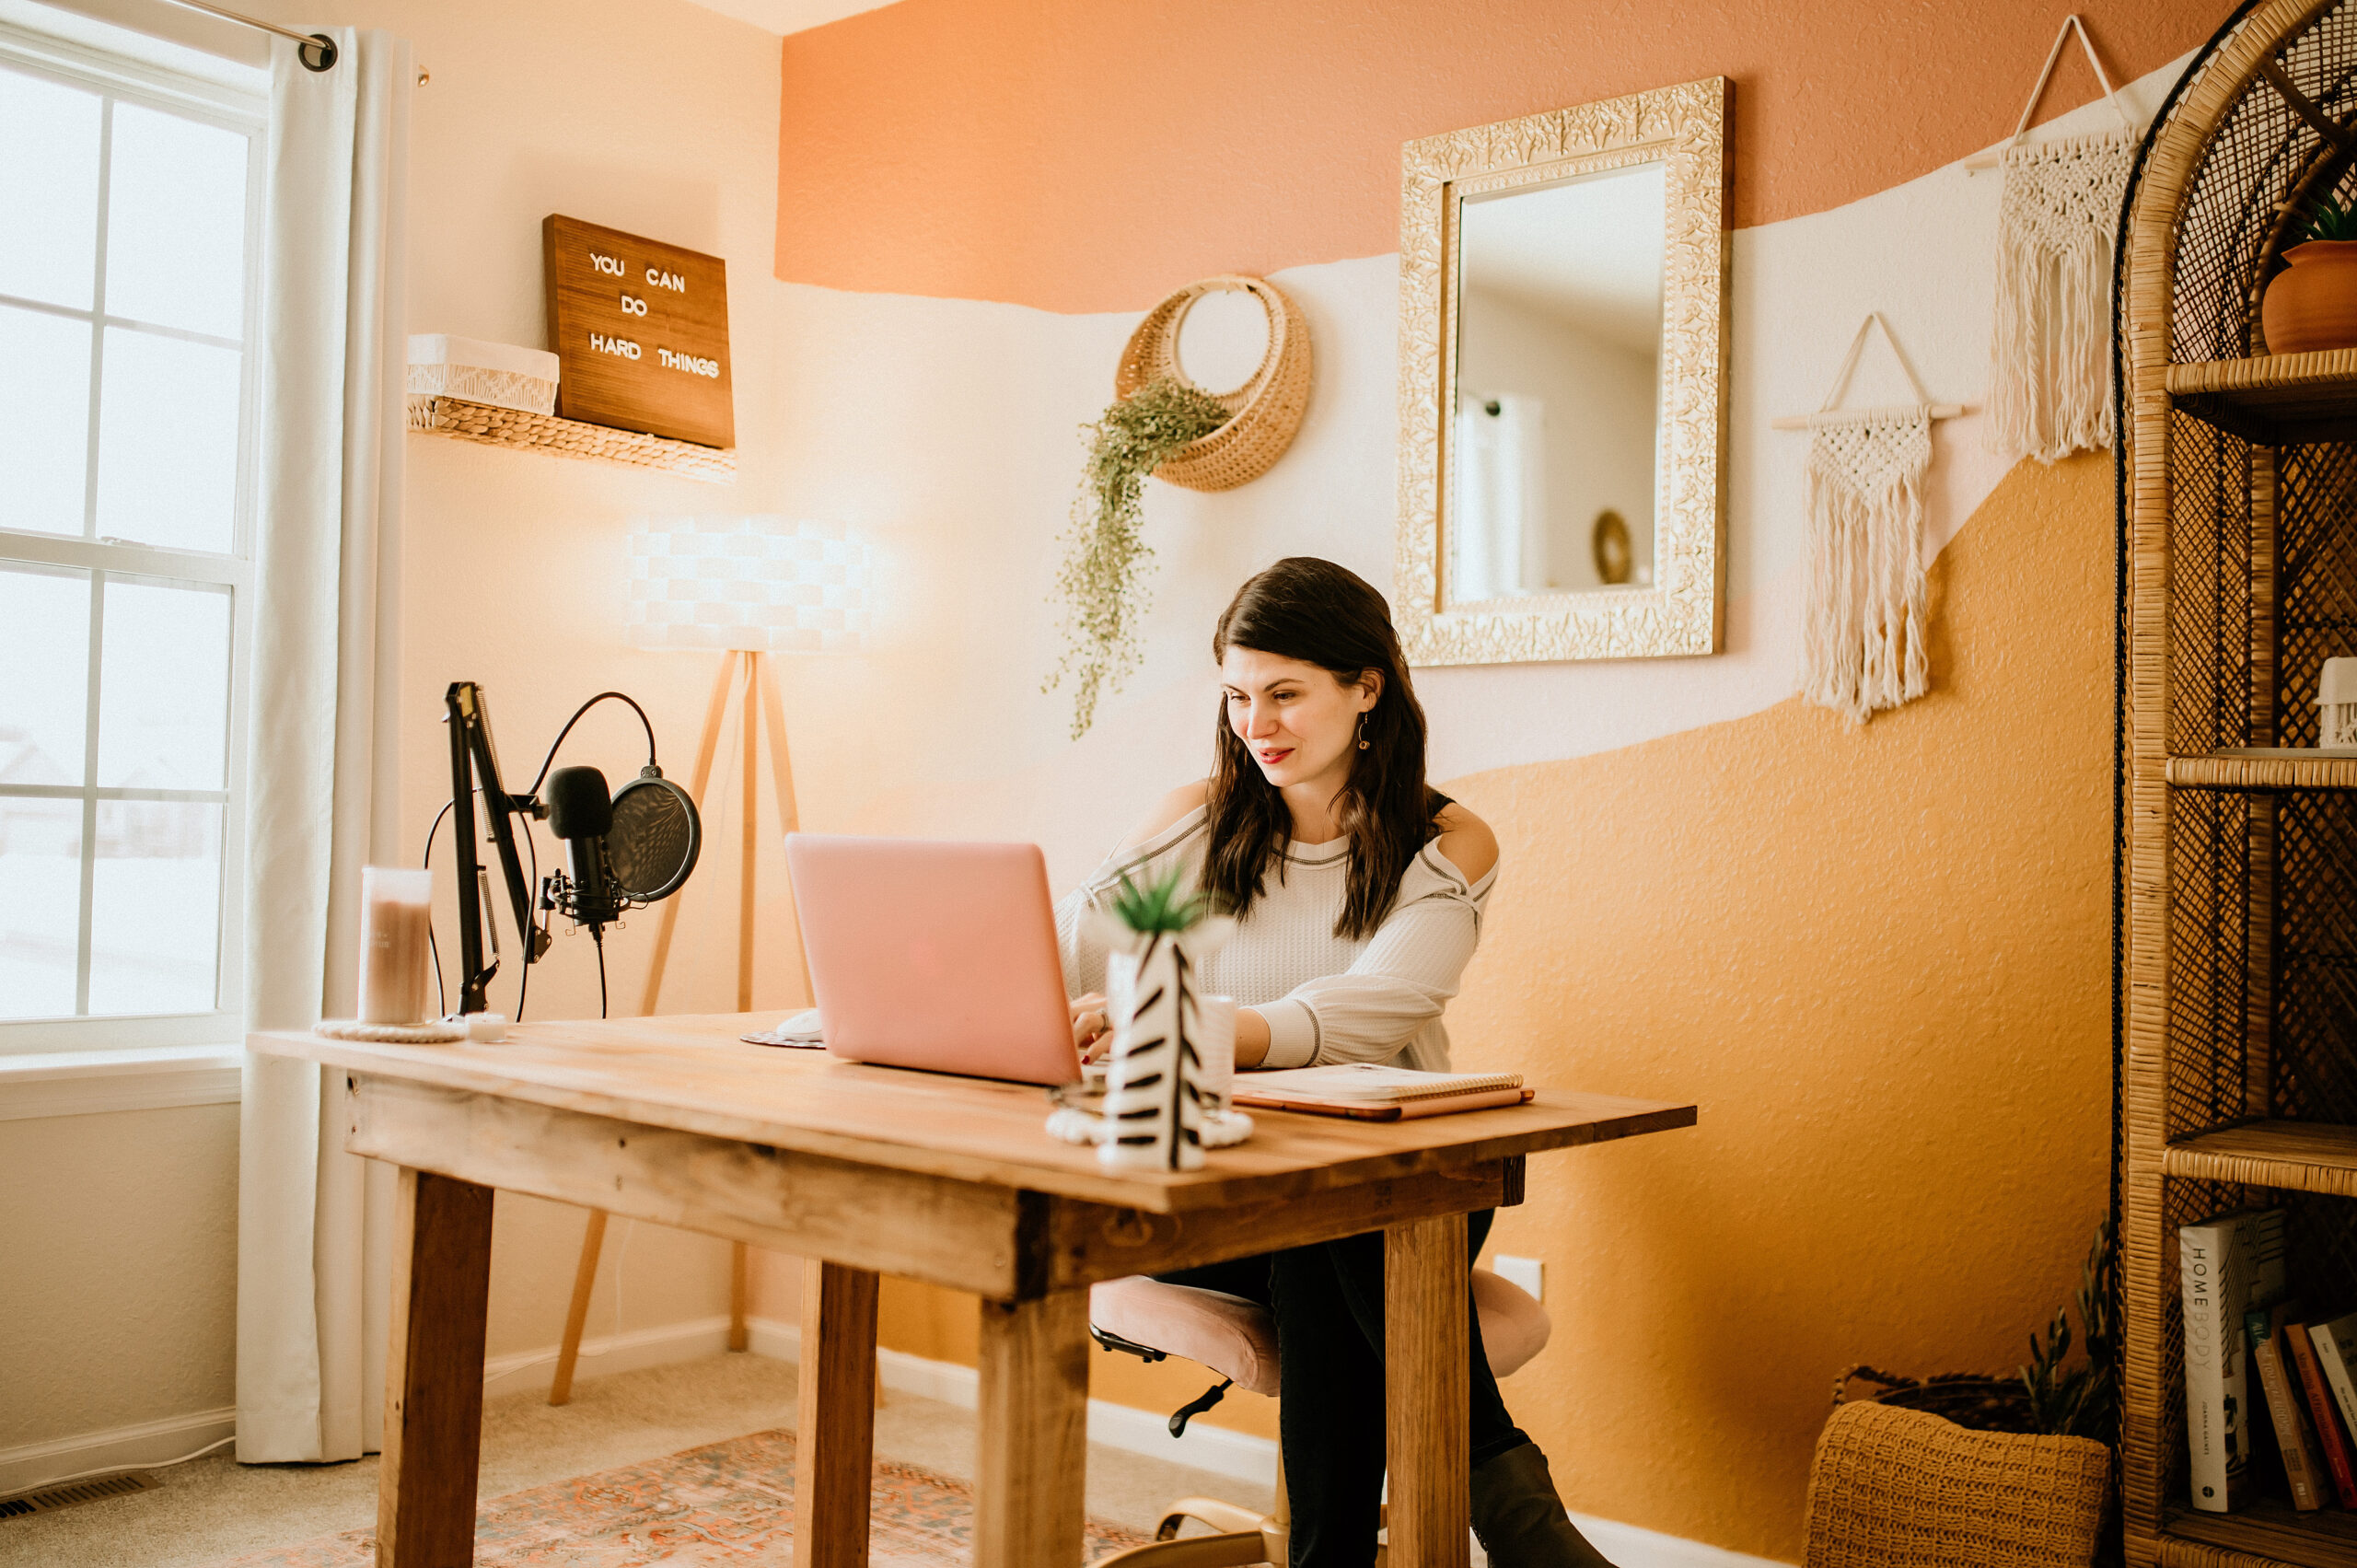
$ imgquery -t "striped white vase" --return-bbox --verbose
[1098,919,1231,1171]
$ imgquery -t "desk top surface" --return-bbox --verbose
[251,1012,1695,1211]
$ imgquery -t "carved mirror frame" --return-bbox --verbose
[1395,77,1730,666]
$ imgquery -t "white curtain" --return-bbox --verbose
[236,28,412,1464]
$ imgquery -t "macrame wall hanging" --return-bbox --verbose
[1973,15,2138,463]
[1776,315,1968,724]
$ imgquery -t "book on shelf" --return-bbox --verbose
[2250,1304,2327,1512]
[2181,1207,2287,1513]
[2284,1318,2357,1507]
[2307,1312,2357,1453]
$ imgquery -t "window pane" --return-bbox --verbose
[87,799,220,1016]
[94,327,239,552]
[0,796,83,1019]
[0,563,91,784]
[0,69,100,310]
[105,102,246,339]
[0,305,93,535]
[97,577,229,789]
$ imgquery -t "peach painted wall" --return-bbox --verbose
[774,0,2219,310]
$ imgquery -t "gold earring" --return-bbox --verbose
[1357,712,1371,750]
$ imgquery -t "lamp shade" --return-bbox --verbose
[627,517,873,654]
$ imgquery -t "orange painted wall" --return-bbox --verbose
[875,449,2117,1556]
[775,0,2220,310]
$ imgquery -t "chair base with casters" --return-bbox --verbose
[1087,1268,1551,1566]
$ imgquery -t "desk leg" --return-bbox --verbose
[378,1167,494,1568]
[1387,1213,1470,1568]
[795,1260,879,1568]
[973,1289,1089,1568]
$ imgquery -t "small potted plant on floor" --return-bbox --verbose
[2263,196,2357,354]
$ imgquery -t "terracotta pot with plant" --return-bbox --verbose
[2264,196,2357,354]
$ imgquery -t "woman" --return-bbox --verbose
[1058,557,1612,1568]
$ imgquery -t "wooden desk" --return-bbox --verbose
[248,1013,1695,1568]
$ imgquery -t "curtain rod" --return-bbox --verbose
[151,0,338,70]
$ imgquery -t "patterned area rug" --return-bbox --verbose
[214,1427,1151,1566]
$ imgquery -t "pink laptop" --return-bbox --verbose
[784,833,1084,1086]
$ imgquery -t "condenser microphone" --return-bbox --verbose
[545,765,622,933]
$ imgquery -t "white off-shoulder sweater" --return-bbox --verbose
[1054,804,1496,1072]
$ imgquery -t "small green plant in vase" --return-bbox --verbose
[1089,865,1233,1172]
[1043,377,1230,740]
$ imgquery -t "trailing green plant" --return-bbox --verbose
[2299,193,2357,245]
[1043,377,1231,739]
[1107,864,1215,935]
[2021,1215,2119,1443]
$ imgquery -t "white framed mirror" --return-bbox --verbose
[1395,77,1729,665]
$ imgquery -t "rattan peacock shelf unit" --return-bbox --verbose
[2121,2,2357,1564]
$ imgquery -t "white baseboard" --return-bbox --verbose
[0,1405,236,1497]
[1569,1512,1794,1568]
[482,1312,740,1398]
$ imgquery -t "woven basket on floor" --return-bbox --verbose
[1804,1400,2112,1568]
[1113,274,1311,492]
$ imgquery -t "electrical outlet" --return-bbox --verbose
[1493,1254,1544,1300]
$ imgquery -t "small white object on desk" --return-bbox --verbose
[461,1012,508,1043]
[2322,657,2357,749]
[742,1007,825,1047]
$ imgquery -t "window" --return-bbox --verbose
[0,25,263,1051]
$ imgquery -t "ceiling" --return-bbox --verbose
[684,0,900,35]
[1458,163,1666,354]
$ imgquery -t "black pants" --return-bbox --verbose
[1156,1209,1530,1568]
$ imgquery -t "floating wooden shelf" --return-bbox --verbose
[2167,349,2357,444]
[2165,1498,2357,1568]
[2166,749,2357,791]
[2164,1121,2357,1199]
[406,394,736,484]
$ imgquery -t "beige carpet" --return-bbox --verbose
[0,1353,1274,1568]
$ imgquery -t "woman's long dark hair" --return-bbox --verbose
[1204,557,1446,939]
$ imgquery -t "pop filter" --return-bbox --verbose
[607,768,701,901]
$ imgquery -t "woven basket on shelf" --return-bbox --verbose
[1113,274,1311,492]
[1804,1401,2112,1568]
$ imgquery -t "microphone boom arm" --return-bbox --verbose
[447,680,549,1015]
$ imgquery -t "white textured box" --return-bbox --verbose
[406,333,559,416]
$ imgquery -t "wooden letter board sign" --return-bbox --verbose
[543,215,734,448]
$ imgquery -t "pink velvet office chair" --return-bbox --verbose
[1088,1268,1551,1566]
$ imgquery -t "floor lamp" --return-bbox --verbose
[550,517,870,1405]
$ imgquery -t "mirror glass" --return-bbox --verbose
[1449,162,1666,601]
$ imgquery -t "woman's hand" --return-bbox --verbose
[1069,993,1112,1061]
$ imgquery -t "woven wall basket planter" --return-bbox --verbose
[1113,274,1312,492]
[1804,1401,2112,1568]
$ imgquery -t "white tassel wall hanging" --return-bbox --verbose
[1776,315,1969,724]
[1972,16,2138,463]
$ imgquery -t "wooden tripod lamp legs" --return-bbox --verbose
[550,649,807,1407]
[547,1209,752,1405]
[550,1209,608,1405]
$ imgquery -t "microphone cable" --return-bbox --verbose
[528,691,658,796]
[593,925,609,1019]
